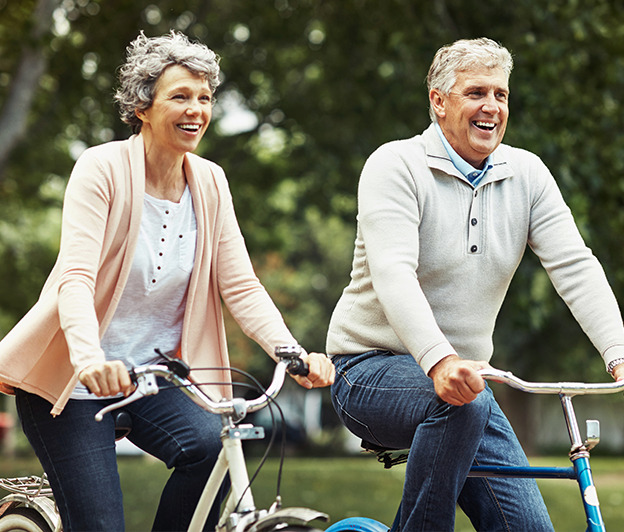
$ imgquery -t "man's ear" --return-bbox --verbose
[429,89,446,120]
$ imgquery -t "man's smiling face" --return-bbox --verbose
[430,67,509,169]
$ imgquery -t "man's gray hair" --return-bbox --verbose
[427,38,513,122]
[115,31,221,133]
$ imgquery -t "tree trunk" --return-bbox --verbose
[0,0,59,177]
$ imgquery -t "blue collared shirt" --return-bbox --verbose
[434,122,492,187]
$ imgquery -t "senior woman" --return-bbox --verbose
[0,31,334,531]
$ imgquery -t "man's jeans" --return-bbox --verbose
[331,351,554,531]
[16,380,228,532]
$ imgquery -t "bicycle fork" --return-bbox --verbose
[560,394,605,532]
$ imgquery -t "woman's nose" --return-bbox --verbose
[186,98,201,114]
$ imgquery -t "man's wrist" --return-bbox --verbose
[607,358,624,375]
[427,354,459,378]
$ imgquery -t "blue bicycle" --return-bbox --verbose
[326,368,624,532]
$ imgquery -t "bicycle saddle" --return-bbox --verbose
[114,410,132,441]
[361,439,408,469]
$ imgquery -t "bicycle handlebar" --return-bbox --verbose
[94,346,309,423]
[479,368,624,395]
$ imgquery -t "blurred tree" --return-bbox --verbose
[0,0,58,174]
[1,0,624,384]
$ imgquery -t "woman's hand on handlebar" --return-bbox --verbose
[291,352,335,390]
[79,361,135,397]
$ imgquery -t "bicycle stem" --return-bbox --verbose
[560,394,586,455]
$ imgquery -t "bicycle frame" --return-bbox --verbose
[471,369,624,532]
[190,412,286,531]
[93,350,329,532]
[328,369,624,532]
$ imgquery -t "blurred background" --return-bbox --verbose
[1,1,624,527]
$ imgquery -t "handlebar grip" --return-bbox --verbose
[287,358,310,377]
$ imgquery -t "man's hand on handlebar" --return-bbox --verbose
[291,352,335,390]
[428,355,491,406]
[612,363,624,382]
[79,361,134,397]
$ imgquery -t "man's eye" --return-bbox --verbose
[468,91,483,98]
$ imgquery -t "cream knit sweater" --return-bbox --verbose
[327,124,624,374]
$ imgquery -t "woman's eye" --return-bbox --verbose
[172,94,186,100]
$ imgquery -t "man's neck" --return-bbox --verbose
[433,123,492,185]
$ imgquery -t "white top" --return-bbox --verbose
[72,186,197,398]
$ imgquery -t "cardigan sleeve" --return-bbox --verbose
[213,175,298,359]
[56,150,111,372]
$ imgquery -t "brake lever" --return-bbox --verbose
[274,345,310,376]
[94,372,160,422]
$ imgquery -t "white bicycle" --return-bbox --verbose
[0,346,329,532]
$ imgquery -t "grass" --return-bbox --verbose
[1,453,624,531]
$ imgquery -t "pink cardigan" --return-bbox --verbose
[0,134,296,415]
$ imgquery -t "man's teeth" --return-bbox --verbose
[474,121,495,130]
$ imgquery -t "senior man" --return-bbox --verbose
[327,37,624,531]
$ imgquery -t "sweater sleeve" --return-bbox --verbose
[214,175,298,359]
[57,151,110,373]
[527,158,624,369]
[358,145,456,373]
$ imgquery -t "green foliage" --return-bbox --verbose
[1,0,624,379]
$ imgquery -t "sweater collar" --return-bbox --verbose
[424,123,513,187]
[433,122,492,186]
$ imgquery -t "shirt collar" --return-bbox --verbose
[434,122,493,186]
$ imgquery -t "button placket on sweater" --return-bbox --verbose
[467,188,482,254]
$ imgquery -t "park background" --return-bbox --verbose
[1,0,624,529]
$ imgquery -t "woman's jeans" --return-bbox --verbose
[16,380,228,532]
[331,351,554,532]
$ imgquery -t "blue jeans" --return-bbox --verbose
[331,351,554,532]
[16,380,228,532]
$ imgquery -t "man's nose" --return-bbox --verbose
[481,92,499,113]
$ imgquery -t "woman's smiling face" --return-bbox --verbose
[430,67,509,169]
[136,64,213,156]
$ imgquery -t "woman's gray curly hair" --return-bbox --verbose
[427,37,513,122]
[114,31,221,133]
